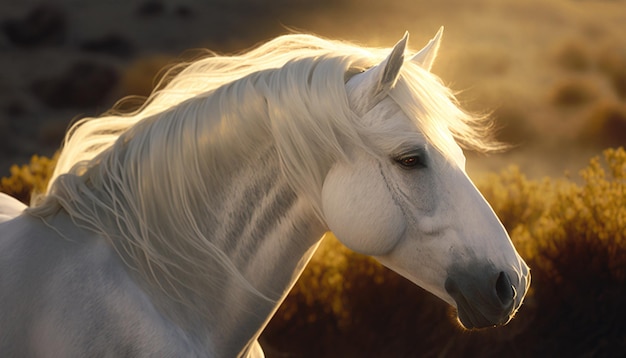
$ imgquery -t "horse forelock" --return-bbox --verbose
[393,63,502,156]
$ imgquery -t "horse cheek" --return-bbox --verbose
[322,164,406,256]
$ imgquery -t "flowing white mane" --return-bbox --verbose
[27,33,498,312]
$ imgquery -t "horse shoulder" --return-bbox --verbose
[0,213,204,357]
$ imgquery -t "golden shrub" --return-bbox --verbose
[2,147,625,356]
[0,153,57,204]
[482,147,625,270]
[266,147,626,357]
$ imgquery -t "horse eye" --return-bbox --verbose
[395,152,426,169]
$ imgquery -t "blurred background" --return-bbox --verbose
[2,1,626,356]
[1,0,624,179]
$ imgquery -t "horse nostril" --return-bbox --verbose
[495,271,515,307]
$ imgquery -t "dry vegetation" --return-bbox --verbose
[261,148,626,357]
[2,148,625,357]
[0,153,56,204]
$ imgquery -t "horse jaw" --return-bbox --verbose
[372,158,531,329]
[321,155,406,256]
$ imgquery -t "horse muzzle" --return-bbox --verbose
[445,268,529,329]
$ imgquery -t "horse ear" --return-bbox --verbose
[370,32,408,100]
[346,33,407,113]
[410,26,444,71]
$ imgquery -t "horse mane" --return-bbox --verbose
[26,33,499,312]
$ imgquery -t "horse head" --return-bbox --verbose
[321,29,530,329]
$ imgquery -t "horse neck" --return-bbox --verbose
[137,142,326,355]
[37,83,331,354]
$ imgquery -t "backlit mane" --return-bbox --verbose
[26,33,498,312]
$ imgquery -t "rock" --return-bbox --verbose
[30,61,119,109]
[2,4,67,47]
[80,34,135,58]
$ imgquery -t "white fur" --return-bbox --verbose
[322,153,406,255]
[0,193,25,223]
[411,26,444,71]
[1,29,529,356]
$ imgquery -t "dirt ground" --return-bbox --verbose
[1,0,625,178]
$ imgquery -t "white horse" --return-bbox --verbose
[0,28,530,357]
